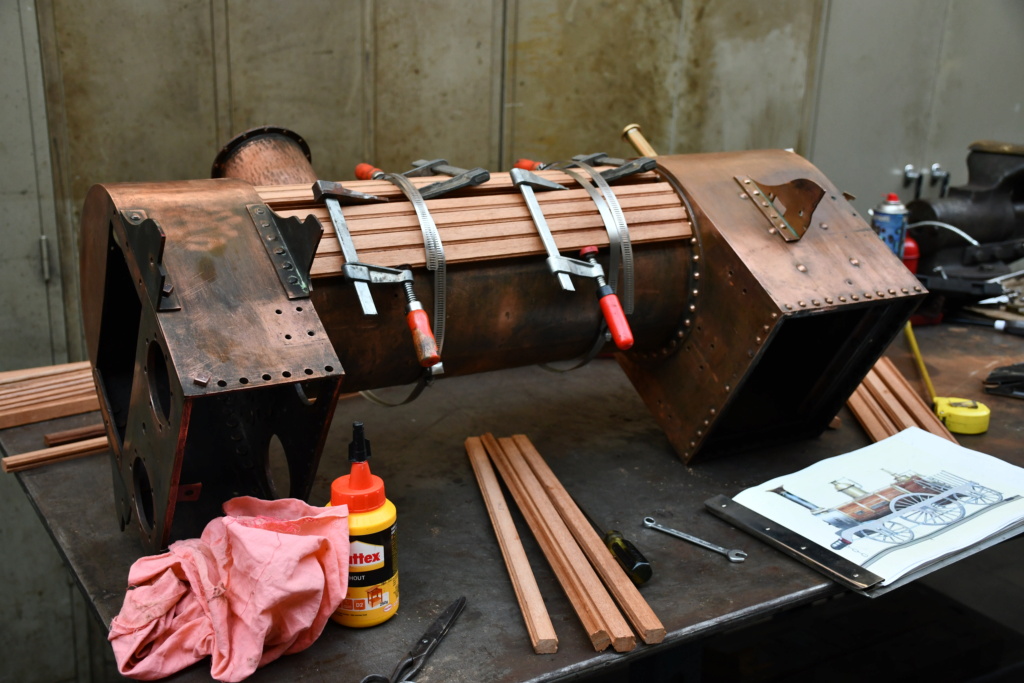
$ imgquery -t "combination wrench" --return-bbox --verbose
[643,517,747,563]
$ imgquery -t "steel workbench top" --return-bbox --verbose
[6,323,1022,682]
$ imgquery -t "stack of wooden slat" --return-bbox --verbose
[466,433,665,655]
[0,361,98,429]
[847,357,957,444]
[0,361,108,473]
[257,169,690,278]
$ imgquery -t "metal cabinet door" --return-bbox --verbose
[1,1,67,372]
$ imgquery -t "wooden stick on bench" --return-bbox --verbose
[466,437,558,654]
[512,434,666,645]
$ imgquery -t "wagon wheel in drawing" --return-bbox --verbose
[890,493,966,525]
[955,484,1003,506]
[865,520,915,545]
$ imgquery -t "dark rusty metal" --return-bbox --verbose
[81,143,924,549]
[80,179,342,548]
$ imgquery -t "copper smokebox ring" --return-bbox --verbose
[211,126,315,185]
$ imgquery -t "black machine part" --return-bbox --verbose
[908,141,1024,280]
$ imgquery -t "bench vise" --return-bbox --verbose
[909,140,1024,280]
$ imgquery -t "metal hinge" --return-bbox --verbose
[40,235,51,282]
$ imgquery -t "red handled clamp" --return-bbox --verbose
[402,278,441,367]
[579,246,633,350]
[510,168,634,351]
[312,180,440,368]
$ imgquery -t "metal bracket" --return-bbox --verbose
[735,176,825,242]
[706,494,884,592]
[120,209,181,311]
[247,204,323,299]
[546,254,603,283]
[342,263,413,285]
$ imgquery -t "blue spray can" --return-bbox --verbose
[869,193,909,258]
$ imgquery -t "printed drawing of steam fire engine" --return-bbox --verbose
[772,470,1006,551]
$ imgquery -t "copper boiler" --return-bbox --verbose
[80,128,924,548]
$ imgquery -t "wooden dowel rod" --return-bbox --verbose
[2,436,108,473]
[512,434,665,645]
[480,434,611,652]
[465,437,558,654]
[44,423,107,448]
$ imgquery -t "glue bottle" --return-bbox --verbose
[330,421,399,627]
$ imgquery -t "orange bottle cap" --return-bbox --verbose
[331,461,385,512]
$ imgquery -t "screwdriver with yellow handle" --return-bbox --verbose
[576,499,653,585]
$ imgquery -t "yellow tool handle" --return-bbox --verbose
[604,529,653,585]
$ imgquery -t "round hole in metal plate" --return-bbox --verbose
[133,456,155,531]
[265,434,291,499]
[146,340,172,422]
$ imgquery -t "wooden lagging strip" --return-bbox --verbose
[298,188,684,249]
[847,386,898,443]
[482,434,636,653]
[255,168,663,208]
[0,361,91,386]
[465,437,558,654]
[872,357,957,442]
[311,222,684,278]
[44,423,107,447]
[0,378,96,409]
[846,358,958,444]
[478,434,611,651]
[495,437,636,652]
[0,362,99,431]
[0,369,93,398]
[259,173,689,276]
[0,395,100,431]
[2,436,108,474]
[511,434,665,644]
[305,196,685,274]
[861,370,920,434]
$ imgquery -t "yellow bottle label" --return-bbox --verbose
[332,520,399,627]
[335,573,400,625]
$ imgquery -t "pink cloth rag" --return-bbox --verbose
[108,497,349,681]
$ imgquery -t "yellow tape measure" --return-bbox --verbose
[933,397,991,435]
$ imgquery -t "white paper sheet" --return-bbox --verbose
[733,428,1024,585]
